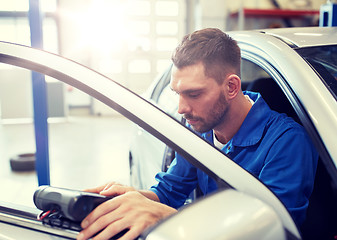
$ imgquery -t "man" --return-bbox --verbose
[77,28,318,240]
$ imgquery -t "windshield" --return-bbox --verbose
[296,45,337,100]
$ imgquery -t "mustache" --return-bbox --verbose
[183,114,202,121]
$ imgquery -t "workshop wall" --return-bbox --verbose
[0,0,328,119]
[196,0,326,30]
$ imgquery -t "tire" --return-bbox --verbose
[10,153,36,172]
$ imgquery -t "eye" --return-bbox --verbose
[188,92,201,98]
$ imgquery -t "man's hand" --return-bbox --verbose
[77,184,177,240]
[84,182,137,197]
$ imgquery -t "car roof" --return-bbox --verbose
[255,27,337,48]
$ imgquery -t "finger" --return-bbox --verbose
[83,182,121,194]
[109,203,156,240]
[117,223,150,240]
[80,204,124,240]
[114,218,155,240]
[91,218,129,240]
[81,201,129,239]
[91,213,147,240]
[117,227,141,240]
[81,198,120,229]
[100,184,135,196]
[79,216,118,240]
[101,182,123,192]
[83,184,107,194]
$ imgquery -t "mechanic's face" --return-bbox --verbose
[170,63,229,133]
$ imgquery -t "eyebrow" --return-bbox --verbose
[170,86,203,95]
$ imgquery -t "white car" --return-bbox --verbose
[0,27,337,240]
[129,27,337,240]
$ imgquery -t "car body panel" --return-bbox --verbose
[144,189,285,240]
[259,27,337,47]
[0,223,72,239]
[0,201,77,239]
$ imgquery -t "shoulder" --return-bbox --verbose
[267,111,304,135]
[264,111,316,154]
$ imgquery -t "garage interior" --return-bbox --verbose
[0,0,330,209]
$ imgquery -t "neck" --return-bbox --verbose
[214,93,252,144]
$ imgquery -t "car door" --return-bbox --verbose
[238,39,337,239]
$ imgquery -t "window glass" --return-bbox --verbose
[98,59,123,74]
[0,63,14,70]
[128,0,151,16]
[0,63,33,119]
[41,0,57,12]
[43,18,58,54]
[128,21,150,35]
[156,21,178,35]
[0,13,57,52]
[157,59,172,73]
[155,1,179,16]
[128,59,151,73]
[157,84,179,119]
[156,37,178,51]
[0,0,57,12]
[0,0,183,104]
[0,63,132,207]
[241,58,301,123]
[0,0,29,11]
[0,18,30,45]
[296,45,337,100]
[241,59,270,86]
[128,37,150,52]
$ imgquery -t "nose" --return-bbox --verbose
[177,96,191,115]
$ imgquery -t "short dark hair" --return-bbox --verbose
[171,28,241,84]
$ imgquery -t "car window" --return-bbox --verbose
[241,59,270,90]
[0,63,134,207]
[241,58,300,124]
[296,45,337,100]
[156,81,180,120]
[146,65,180,120]
[150,65,172,103]
[241,59,270,85]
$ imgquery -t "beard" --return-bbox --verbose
[184,91,229,133]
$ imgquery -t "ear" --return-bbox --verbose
[226,74,241,99]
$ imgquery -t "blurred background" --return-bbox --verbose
[0,0,328,207]
[0,0,325,118]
